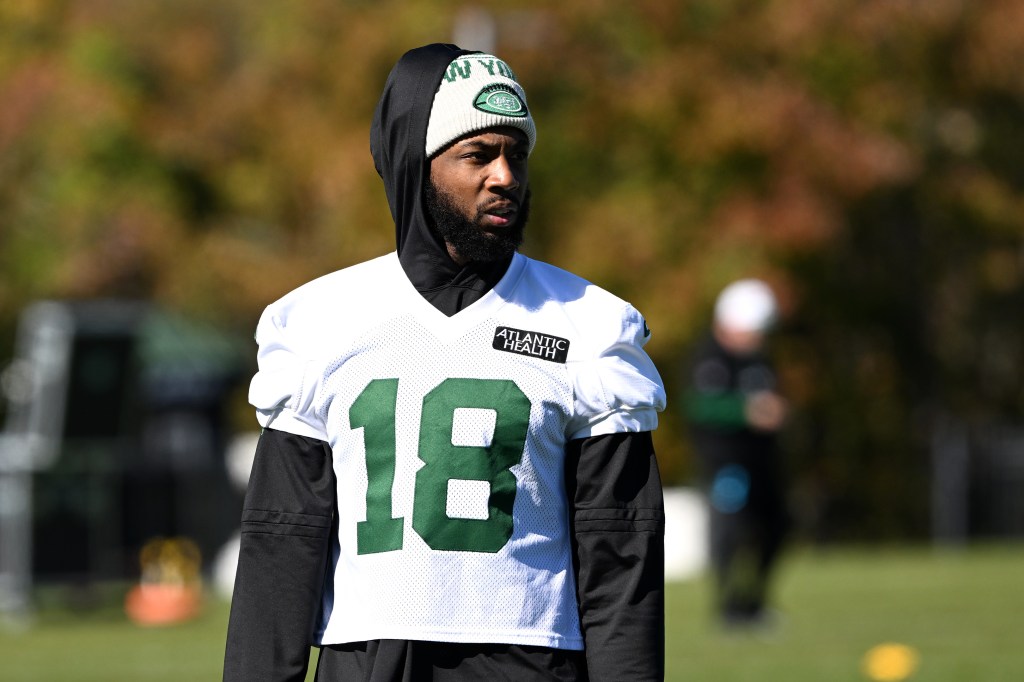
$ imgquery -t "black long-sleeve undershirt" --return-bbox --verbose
[223,429,335,682]
[566,430,665,681]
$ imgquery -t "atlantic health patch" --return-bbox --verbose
[492,326,570,363]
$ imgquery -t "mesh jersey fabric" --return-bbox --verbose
[247,251,665,649]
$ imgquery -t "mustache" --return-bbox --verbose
[478,195,519,212]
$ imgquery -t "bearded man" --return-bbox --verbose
[224,43,667,682]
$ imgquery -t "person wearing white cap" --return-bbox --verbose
[683,278,790,629]
[224,44,667,681]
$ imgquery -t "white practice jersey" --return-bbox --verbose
[248,252,666,650]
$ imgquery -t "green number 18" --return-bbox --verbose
[351,377,530,555]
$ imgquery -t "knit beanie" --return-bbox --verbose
[714,279,779,333]
[425,53,537,158]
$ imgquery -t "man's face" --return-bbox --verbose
[714,323,766,356]
[427,127,530,265]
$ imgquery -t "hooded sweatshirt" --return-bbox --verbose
[371,42,512,316]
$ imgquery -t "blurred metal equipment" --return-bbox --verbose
[930,415,970,545]
[0,302,78,621]
[931,415,1024,545]
[0,300,246,622]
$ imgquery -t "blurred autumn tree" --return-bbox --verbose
[2,0,1022,540]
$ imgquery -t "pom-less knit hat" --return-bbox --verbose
[714,279,779,333]
[425,53,537,158]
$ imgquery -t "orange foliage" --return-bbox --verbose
[2,0,1024,527]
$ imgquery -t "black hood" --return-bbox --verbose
[370,43,514,316]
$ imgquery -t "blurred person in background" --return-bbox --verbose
[223,43,667,681]
[683,278,790,630]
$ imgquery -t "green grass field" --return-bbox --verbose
[1,544,1021,681]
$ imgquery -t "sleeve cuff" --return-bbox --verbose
[256,408,328,442]
[569,408,660,440]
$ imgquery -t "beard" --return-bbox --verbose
[424,181,530,264]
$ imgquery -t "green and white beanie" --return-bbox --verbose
[425,53,537,158]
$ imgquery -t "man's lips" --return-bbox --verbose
[481,202,518,227]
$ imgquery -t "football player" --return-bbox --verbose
[224,43,667,681]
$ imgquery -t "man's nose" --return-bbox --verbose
[486,155,520,191]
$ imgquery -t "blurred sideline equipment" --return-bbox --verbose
[0,300,244,622]
[861,642,921,681]
[124,536,203,626]
[0,302,73,621]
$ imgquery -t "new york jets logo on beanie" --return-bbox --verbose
[425,54,537,157]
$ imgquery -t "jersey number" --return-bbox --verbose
[351,378,530,555]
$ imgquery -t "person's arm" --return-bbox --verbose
[566,430,665,682]
[683,389,747,428]
[224,428,335,682]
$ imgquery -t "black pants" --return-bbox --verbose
[315,640,588,682]
[701,451,788,624]
[709,503,787,622]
